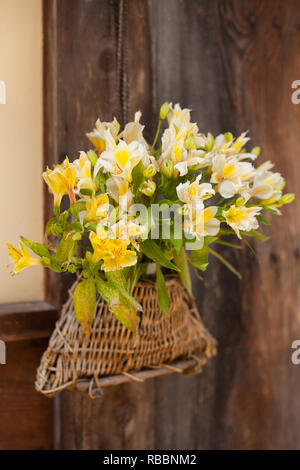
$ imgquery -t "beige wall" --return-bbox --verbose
[0,0,43,302]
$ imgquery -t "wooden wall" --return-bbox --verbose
[43,0,300,450]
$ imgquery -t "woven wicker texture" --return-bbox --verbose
[36,278,217,397]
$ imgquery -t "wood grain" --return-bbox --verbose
[47,0,300,450]
[0,301,57,342]
[0,339,53,450]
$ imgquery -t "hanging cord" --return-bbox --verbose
[110,0,129,126]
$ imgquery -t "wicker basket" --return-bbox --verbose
[35,278,217,398]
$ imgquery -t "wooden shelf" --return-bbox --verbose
[0,301,57,342]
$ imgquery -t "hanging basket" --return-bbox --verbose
[35,278,217,398]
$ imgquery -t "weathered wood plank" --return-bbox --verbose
[0,301,57,342]
[51,0,300,450]
[0,339,53,450]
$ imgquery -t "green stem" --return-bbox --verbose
[151,119,162,154]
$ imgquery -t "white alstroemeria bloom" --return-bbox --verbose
[87,117,120,153]
[210,154,255,198]
[256,160,274,172]
[123,111,148,148]
[167,103,192,128]
[160,124,201,176]
[94,139,147,182]
[74,151,95,193]
[184,205,220,241]
[106,176,133,211]
[176,175,214,209]
[223,205,262,239]
[243,170,284,201]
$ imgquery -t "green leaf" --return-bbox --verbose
[190,246,209,272]
[156,264,170,316]
[140,239,180,271]
[170,224,183,254]
[110,303,140,332]
[20,236,51,258]
[95,275,119,304]
[69,201,86,218]
[128,263,148,295]
[132,160,145,194]
[79,188,93,196]
[257,214,271,226]
[95,275,141,332]
[106,274,143,313]
[105,270,127,289]
[74,278,96,337]
[173,247,193,298]
[242,229,269,242]
[208,247,242,279]
[215,240,242,249]
[263,206,280,215]
[55,232,77,265]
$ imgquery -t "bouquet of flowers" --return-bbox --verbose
[7,103,294,336]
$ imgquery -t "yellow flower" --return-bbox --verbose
[90,231,137,271]
[43,157,77,207]
[85,194,109,222]
[7,242,42,274]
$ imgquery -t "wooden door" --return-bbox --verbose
[1,0,300,450]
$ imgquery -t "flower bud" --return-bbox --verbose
[143,163,157,178]
[139,180,156,197]
[205,132,214,151]
[224,132,233,143]
[184,134,195,150]
[235,196,245,207]
[161,159,174,178]
[251,146,261,157]
[278,193,295,205]
[87,149,98,167]
[160,102,171,120]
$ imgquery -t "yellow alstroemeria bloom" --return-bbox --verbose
[43,157,77,207]
[110,219,145,250]
[90,230,137,272]
[85,193,109,223]
[223,205,262,239]
[7,242,42,275]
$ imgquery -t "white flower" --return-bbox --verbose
[223,204,262,238]
[176,175,214,209]
[184,205,220,241]
[87,118,120,153]
[74,151,95,193]
[243,170,284,201]
[122,111,148,147]
[106,176,133,211]
[94,139,147,182]
[160,124,203,176]
[210,154,255,198]
[167,103,193,128]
